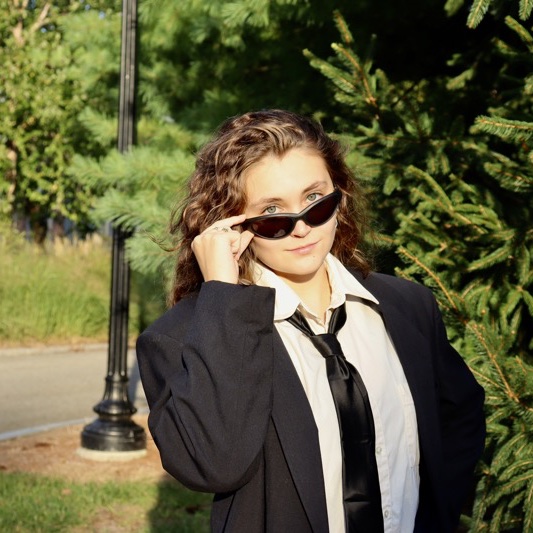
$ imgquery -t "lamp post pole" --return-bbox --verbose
[80,0,146,454]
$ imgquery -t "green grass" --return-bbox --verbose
[0,471,211,532]
[0,228,166,346]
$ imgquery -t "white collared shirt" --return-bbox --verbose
[253,254,420,533]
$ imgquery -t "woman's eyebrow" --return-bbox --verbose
[248,180,330,209]
[302,180,329,193]
[247,196,284,210]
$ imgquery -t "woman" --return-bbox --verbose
[137,109,485,532]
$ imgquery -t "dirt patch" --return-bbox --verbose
[0,414,172,484]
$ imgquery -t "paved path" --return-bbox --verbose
[0,344,147,440]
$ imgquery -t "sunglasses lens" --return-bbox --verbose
[249,217,294,239]
[305,194,339,226]
[244,190,341,239]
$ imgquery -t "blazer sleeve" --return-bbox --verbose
[136,281,276,493]
[429,293,486,528]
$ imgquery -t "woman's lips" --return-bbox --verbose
[287,242,318,254]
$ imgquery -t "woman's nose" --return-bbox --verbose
[291,219,312,238]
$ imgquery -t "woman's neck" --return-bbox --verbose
[282,265,331,322]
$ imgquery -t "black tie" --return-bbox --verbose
[287,304,384,532]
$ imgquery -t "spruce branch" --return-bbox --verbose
[126,232,173,277]
[467,0,491,28]
[522,290,533,317]
[516,245,531,285]
[397,246,531,412]
[484,164,533,192]
[92,189,167,231]
[303,50,358,101]
[524,479,533,531]
[396,246,459,312]
[519,0,533,20]
[505,16,533,50]
[499,288,525,323]
[466,242,514,271]
[331,43,379,110]
[497,471,533,501]
[332,10,354,46]
[406,167,488,234]
[467,321,529,409]
[473,116,533,142]
[446,67,475,90]
[445,0,467,17]
[471,473,490,530]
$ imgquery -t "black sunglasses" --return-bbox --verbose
[241,189,342,239]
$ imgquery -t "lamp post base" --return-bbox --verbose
[77,446,146,461]
[81,414,146,452]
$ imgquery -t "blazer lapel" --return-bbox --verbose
[271,330,330,533]
[355,273,442,463]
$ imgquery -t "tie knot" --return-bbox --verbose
[285,305,347,360]
[309,333,343,359]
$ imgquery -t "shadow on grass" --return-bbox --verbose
[148,478,212,532]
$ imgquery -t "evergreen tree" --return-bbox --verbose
[305,5,533,531]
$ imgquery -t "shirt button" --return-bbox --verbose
[384,509,390,518]
[376,446,382,455]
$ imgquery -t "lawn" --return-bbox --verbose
[0,471,211,532]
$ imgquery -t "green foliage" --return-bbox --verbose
[306,7,533,531]
[0,471,211,532]
[0,1,121,240]
[70,142,196,290]
[0,229,110,344]
[136,0,360,129]
[458,0,533,28]
[0,226,164,345]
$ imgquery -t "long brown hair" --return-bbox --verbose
[169,109,372,305]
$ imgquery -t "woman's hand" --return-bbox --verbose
[192,214,255,284]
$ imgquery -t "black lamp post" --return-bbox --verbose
[80,0,146,454]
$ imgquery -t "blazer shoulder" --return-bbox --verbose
[351,268,433,301]
[141,293,198,340]
[140,281,276,341]
[349,268,440,332]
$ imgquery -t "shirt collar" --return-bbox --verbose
[252,254,379,321]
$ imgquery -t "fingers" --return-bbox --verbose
[212,226,231,233]
[235,230,255,261]
[205,214,246,233]
[192,214,253,284]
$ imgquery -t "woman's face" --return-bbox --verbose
[244,147,337,285]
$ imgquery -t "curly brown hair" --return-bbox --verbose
[169,109,372,305]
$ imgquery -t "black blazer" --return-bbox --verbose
[137,271,485,532]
